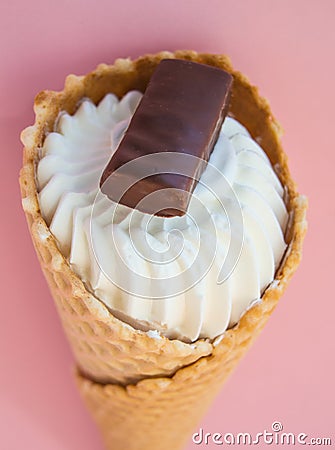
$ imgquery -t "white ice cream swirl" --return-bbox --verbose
[37,91,288,342]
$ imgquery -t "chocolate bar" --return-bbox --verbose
[100,59,233,216]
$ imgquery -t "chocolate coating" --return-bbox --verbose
[100,59,233,216]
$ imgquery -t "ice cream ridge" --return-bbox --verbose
[21,51,307,450]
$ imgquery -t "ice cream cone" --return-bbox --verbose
[20,50,307,450]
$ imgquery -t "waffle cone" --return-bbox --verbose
[20,51,307,450]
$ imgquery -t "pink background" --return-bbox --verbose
[1,0,334,448]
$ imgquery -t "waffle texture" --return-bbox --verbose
[20,51,307,450]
